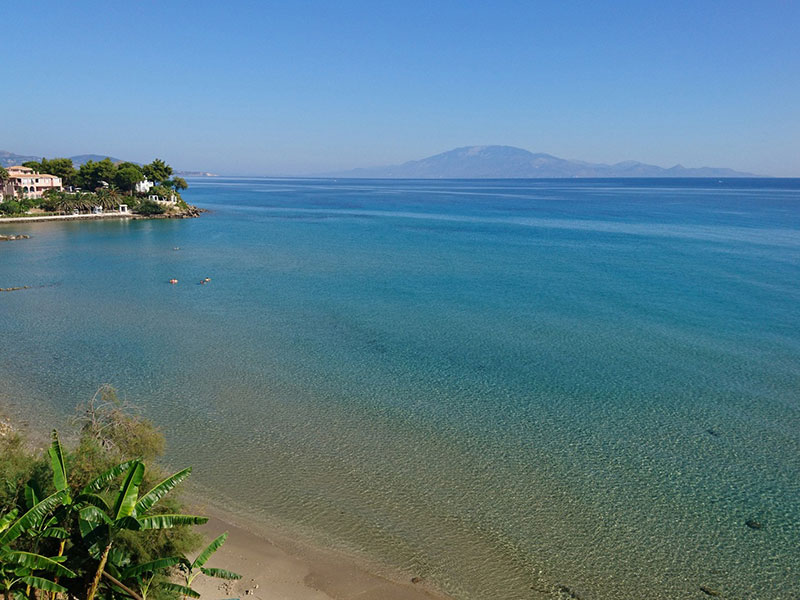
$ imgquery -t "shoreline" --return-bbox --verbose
[0,212,135,223]
[188,500,452,600]
[0,403,452,600]
[0,208,203,224]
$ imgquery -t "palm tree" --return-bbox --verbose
[96,189,122,211]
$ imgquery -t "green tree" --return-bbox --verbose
[21,160,42,171]
[115,166,145,194]
[42,158,77,186]
[142,159,173,185]
[77,158,117,191]
[171,177,188,191]
[0,166,9,182]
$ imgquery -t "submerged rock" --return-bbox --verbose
[699,585,721,596]
[556,584,584,599]
[745,519,764,530]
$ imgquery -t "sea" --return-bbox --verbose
[1,178,798,599]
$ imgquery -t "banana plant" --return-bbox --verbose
[77,460,208,600]
[0,493,76,600]
[177,533,241,599]
[101,555,187,600]
[21,484,69,549]
[19,483,69,597]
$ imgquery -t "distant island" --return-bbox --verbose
[322,145,759,179]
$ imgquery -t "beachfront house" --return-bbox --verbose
[2,166,63,199]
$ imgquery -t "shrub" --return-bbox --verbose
[0,386,236,599]
[0,200,23,215]
[136,200,165,216]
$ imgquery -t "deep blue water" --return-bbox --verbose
[1,178,799,599]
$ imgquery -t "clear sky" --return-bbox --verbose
[3,1,799,176]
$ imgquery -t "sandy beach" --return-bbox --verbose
[189,504,450,600]
[0,405,449,600]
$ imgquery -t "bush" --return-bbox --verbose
[135,199,165,216]
[0,387,232,600]
[0,200,23,215]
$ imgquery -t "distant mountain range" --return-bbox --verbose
[323,146,758,178]
[0,150,125,168]
[3,146,757,178]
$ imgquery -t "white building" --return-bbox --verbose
[135,179,154,194]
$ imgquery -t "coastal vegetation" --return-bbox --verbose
[0,387,239,599]
[0,158,194,218]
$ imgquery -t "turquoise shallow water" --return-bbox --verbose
[1,178,799,599]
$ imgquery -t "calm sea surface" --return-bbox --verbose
[1,178,799,599]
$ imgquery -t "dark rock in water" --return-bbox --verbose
[745,519,763,530]
[410,577,421,584]
[699,585,721,596]
[556,584,583,599]
[706,428,720,437]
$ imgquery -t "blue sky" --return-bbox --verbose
[3,1,798,175]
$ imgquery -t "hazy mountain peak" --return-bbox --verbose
[324,146,757,179]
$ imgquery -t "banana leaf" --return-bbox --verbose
[4,551,76,577]
[191,533,227,569]
[18,576,68,594]
[81,459,136,494]
[123,556,184,578]
[137,514,208,530]
[200,566,242,580]
[112,461,145,520]
[48,430,69,496]
[159,582,200,598]
[134,467,192,515]
[0,509,18,534]
[0,491,66,544]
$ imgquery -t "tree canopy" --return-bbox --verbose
[21,158,77,186]
[77,158,117,191]
[142,159,173,185]
[114,164,145,193]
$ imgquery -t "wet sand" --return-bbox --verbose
[190,505,451,600]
